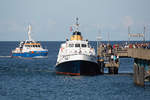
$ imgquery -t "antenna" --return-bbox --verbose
[75,17,79,31]
[128,26,130,43]
[108,32,110,44]
[143,26,146,41]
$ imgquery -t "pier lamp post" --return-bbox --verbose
[96,35,102,57]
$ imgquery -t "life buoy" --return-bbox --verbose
[61,48,64,51]
[31,51,34,53]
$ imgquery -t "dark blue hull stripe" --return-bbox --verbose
[56,60,101,75]
[12,52,48,57]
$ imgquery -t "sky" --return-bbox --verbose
[0,0,150,41]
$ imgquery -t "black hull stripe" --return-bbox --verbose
[56,60,101,75]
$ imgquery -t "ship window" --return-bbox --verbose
[69,44,74,47]
[37,45,40,47]
[75,44,80,47]
[33,45,35,47]
[81,44,86,47]
[73,31,81,35]
[25,45,29,47]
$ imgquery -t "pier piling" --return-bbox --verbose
[105,62,119,74]
[97,59,104,74]
[133,64,138,84]
[133,63,144,86]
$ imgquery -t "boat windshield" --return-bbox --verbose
[25,45,41,47]
[26,41,34,43]
[37,45,41,47]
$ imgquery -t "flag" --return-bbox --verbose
[70,26,73,32]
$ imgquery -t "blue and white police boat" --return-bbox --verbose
[11,25,48,58]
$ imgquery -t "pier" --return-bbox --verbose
[97,44,120,75]
[97,44,150,86]
[128,48,150,86]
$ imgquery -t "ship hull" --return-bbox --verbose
[11,51,48,58]
[55,60,101,75]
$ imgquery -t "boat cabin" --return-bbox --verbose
[19,40,42,49]
[24,43,41,48]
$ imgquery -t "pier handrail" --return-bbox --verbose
[128,48,150,60]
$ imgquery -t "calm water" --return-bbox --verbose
[0,41,149,100]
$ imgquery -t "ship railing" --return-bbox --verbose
[63,53,96,58]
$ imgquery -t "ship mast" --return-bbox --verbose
[75,17,79,32]
[28,24,33,41]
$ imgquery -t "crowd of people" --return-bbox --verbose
[126,42,150,49]
[100,42,150,50]
[99,42,150,64]
[99,43,119,63]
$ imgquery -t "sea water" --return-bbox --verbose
[0,41,150,100]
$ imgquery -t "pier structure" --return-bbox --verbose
[97,44,119,74]
[97,44,150,86]
[128,48,150,86]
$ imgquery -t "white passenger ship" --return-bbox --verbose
[56,18,100,75]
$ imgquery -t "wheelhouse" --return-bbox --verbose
[67,42,89,48]
[24,44,41,48]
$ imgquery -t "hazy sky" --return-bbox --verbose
[0,0,150,41]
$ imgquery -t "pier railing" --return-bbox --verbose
[98,46,150,60]
[128,48,150,60]
[113,48,150,60]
